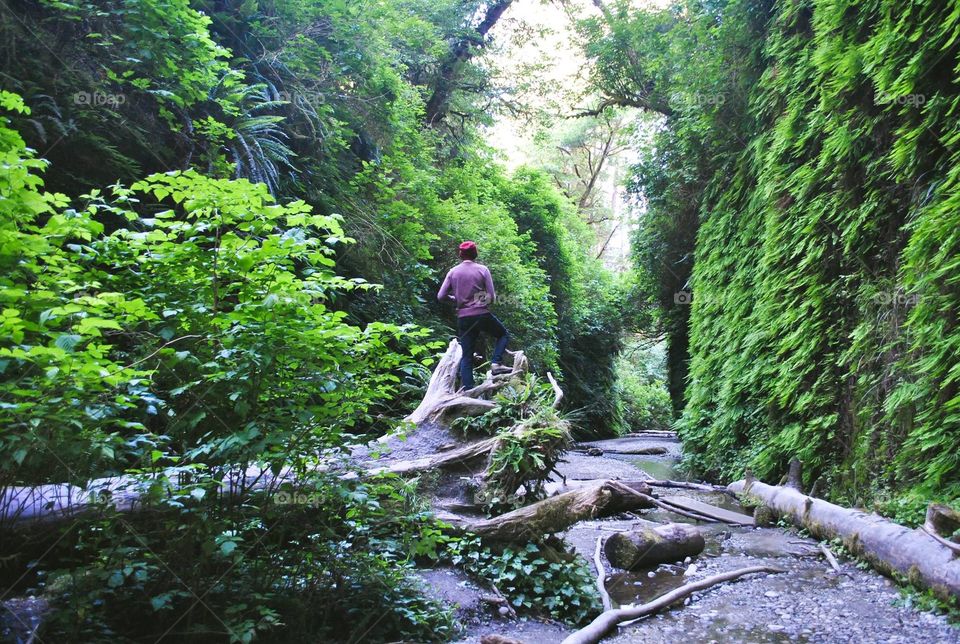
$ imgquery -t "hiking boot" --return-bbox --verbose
[490,362,511,375]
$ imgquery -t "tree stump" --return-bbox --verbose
[404,340,529,426]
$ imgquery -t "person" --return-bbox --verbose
[437,241,511,390]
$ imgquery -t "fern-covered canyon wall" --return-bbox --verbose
[582,0,960,515]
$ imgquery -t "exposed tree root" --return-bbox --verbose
[404,340,529,426]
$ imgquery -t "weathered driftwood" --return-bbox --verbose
[404,340,529,426]
[604,523,705,570]
[594,536,613,611]
[439,480,655,541]
[561,565,785,644]
[729,478,960,599]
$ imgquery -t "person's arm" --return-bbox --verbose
[484,267,496,304]
[437,272,453,303]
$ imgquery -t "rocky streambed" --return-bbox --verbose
[429,434,959,644]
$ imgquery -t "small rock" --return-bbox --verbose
[768,624,785,632]
[685,563,698,575]
[481,635,522,644]
[683,556,692,564]
[647,571,656,578]
[765,590,781,598]
[586,447,603,456]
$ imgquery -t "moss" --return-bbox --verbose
[842,532,864,557]
[753,505,776,527]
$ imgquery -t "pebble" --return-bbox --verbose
[765,590,780,598]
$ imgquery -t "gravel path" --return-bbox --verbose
[449,436,959,644]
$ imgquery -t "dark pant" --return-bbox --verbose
[457,313,509,389]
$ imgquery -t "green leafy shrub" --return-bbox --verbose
[41,473,455,643]
[614,337,672,433]
[1,92,448,642]
[454,375,572,510]
[442,536,601,625]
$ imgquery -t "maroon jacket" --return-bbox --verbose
[437,260,496,317]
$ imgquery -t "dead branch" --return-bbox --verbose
[654,496,755,526]
[404,340,528,426]
[645,480,737,497]
[594,535,612,611]
[819,543,841,572]
[546,371,564,409]
[561,565,785,644]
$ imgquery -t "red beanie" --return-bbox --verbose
[458,240,478,259]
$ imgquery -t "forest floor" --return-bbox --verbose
[419,435,960,644]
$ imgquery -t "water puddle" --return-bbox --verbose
[607,565,688,606]
[697,616,800,643]
[629,457,685,481]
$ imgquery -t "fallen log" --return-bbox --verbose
[604,523,704,570]
[625,431,678,438]
[561,565,785,644]
[439,480,655,541]
[577,445,667,456]
[656,496,755,526]
[368,437,499,476]
[729,478,960,599]
[0,462,297,528]
[645,480,737,497]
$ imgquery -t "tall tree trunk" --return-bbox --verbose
[424,0,514,125]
